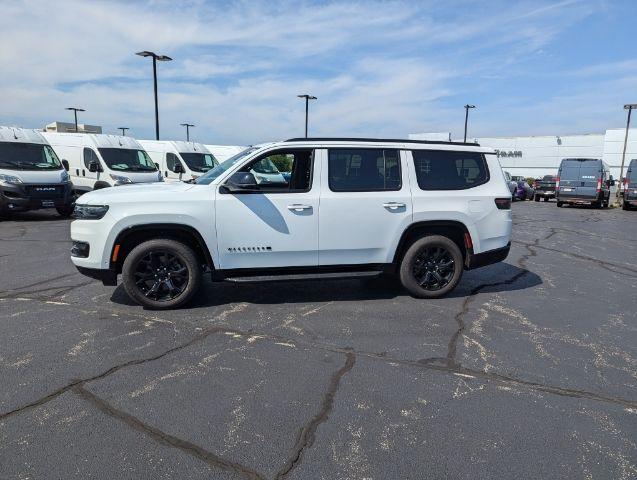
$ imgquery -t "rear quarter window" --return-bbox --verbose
[412,150,489,190]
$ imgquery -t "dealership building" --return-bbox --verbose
[410,129,637,179]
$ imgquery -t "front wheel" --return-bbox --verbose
[56,205,74,218]
[122,239,202,309]
[534,195,540,202]
[399,235,463,299]
[557,201,564,208]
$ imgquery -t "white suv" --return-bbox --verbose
[70,138,512,309]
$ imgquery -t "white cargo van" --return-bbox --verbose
[205,144,246,162]
[42,132,162,193]
[0,126,74,217]
[139,140,217,182]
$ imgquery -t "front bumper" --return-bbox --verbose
[75,266,118,286]
[0,182,73,212]
[466,243,511,270]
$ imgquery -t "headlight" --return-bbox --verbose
[61,170,70,183]
[109,174,132,184]
[0,173,23,185]
[73,204,109,220]
[157,170,163,182]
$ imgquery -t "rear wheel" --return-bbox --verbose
[543,197,549,202]
[399,235,463,299]
[122,239,202,309]
[557,201,564,208]
[534,195,540,202]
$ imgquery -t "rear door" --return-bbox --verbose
[559,160,599,200]
[318,147,412,265]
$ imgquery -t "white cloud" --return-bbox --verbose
[0,0,628,143]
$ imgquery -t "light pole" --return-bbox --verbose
[136,51,173,140]
[65,107,85,132]
[463,104,475,143]
[118,127,129,136]
[180,123,195,142]
[297,94,317,138]
[618,103,637,204]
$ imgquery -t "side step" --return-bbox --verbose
[225,271,383,283]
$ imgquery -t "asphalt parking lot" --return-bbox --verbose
[1,201,636,479]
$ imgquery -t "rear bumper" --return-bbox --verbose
[535,191,555,197]
[75,266,118,286]
[466,243,511,270]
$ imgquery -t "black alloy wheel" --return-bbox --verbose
[133,250,189,301]
[412,246,455,291]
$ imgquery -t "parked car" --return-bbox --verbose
[556,158,613,208]
[0,126,74,218]
[43,132,162,194]
[503,171,517,198]
[532,175,557,202]
[140,140,218,182]
[70,137,512,309]
[623,159,637,211]
[514,180,534,201]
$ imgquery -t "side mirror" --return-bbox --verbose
[173,163,184,174]
[222,172,258,193]
[88,160,101,173]
[62,159,70,171]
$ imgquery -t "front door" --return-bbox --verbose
[215,148,320,270]
[318,147,413,265]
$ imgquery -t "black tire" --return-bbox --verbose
[534,195,540,202]
[56,205,74,218]
[543,197,549,202]
[122,239,202,309]
[557,201,564,208]
[399,235,463,299]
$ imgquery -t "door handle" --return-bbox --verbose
[383,202,406,209]
[287,204,312,212]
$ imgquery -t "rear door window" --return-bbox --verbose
[328,149,401,192]
[412,150,489,190]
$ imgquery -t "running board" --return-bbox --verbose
[224,271,383,283]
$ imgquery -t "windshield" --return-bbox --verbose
[98,148,157,172]
[195,147,259,185]
[0,142,62,170]
[180,152,218,173]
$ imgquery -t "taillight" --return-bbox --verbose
[464,232,473,249]
[495,197,511,210]
[596,177,602,192]
[555,176,560,188]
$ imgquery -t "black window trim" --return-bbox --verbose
[83,147,100,170]
[411,149,491,191]
[327,147,403,193]
[229,147,315,194]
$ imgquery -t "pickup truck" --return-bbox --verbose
[532,175,557,202]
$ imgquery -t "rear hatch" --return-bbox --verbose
[558,160,600,201]
[535,177,556,194]
[626,160,637,200]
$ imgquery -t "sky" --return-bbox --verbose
[1,0,636,145]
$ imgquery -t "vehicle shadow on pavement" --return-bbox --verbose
[109,262,541,309]
[0,211,68,222]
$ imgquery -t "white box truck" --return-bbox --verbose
[139,140,217,182]
[0,127,74,217]
[42,132,162,193]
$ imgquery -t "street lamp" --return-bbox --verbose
[136,51,173,140]
[118,127,129,136]
[463,104,476,143]
[65,107,85,132]
[297,94,317,138]
[180,123,195,142]
[618,103,637,203]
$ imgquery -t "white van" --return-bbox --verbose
[0,126,74,217]
[42,132,162,193]
[139,140,217,182]
[205,144,246,163]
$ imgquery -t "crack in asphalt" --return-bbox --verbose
[512,240,637,277]
[72,385,265,480]
[274,351,356,480]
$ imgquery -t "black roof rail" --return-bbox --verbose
[284,137,481,147]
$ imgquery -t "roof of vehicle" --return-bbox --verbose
[42,132,144,150]
[0,126,48,144]
[139,140,212,155]
[281,137,495,153]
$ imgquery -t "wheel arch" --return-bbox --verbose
[110,223,214,273]
[392,220,472,268]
